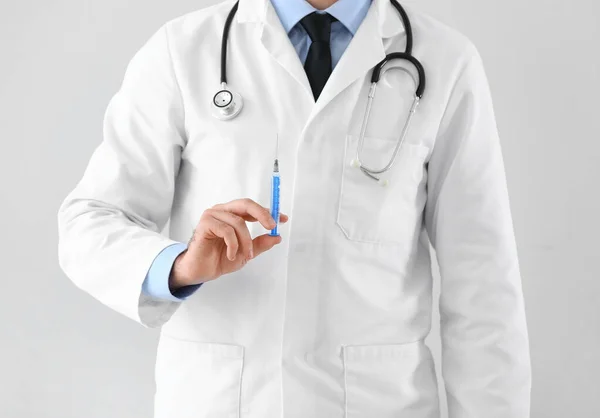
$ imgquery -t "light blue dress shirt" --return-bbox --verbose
[271,0,371,68]
[142,0,372,302]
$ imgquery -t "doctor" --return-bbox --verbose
[58,0,531,417]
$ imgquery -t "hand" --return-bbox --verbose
[169,198,288,291]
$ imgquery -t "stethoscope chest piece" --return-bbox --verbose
[211,86,243,121]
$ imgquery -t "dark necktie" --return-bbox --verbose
[299,12,337,100]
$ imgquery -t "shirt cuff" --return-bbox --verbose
[142,242,202,302]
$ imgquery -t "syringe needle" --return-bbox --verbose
[273,133,279,173]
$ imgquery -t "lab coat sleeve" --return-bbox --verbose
[424,45,531,417]
[57,23,189,328]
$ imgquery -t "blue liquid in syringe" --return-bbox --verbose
[270,161,281,236]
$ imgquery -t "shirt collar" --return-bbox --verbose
[269,0,372,35]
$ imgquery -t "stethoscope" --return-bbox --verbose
[211,0,426,184]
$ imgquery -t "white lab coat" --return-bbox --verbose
[57,0,531,416]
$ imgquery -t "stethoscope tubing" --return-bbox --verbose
[371,52,426,99]
[220,1,239,85]
[354,0,427,182]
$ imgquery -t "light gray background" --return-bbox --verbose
[1,0,598,417]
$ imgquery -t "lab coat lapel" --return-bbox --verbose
[257,1,314,101]
[309,0,406,118]
[309,0,385,117]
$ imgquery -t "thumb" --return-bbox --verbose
[251,234,282,258]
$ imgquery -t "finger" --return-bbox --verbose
[230,211,289,224]
[209,209,253,260]
[206,217,239,261]
[251,233,283,258]
[212,199,276,230]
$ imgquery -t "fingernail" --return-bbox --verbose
[249,248,254,259]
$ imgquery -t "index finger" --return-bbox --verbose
[236,212,289,224]
[212,198,276,230]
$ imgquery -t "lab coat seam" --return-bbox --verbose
[341,345,348,418]
[163,23,188,145]
[427,48,478,244]
[158,333,246,349]
[237,346,245,418]
[355,337,425,348]
[335,134,351,240]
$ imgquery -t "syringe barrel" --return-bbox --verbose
[269,172,281,236]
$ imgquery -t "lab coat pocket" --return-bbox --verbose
[337,134,429,246]
[154,336,244,418]
[342,342,439,418]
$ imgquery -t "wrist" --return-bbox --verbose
[169,250,192,292]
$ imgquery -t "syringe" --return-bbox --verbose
[269,134,281,237]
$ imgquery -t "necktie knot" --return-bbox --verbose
[299,12,336,43]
